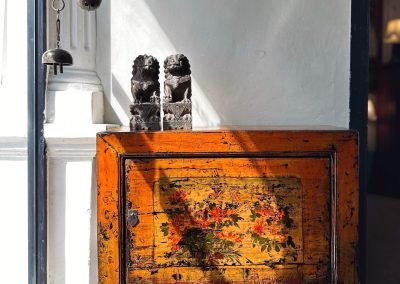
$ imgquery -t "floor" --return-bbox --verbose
[366,194,400,284]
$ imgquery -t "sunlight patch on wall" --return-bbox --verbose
[108,0,220,127]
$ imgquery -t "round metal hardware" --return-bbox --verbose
[77,0,102,11]
[127,210,139,227]
[42,48,73,75]
[52,0,65,11]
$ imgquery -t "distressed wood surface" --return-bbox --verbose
[152,177,303,266]
[97,129,358,284]
[126,158,329,283]
[97,136,120,283]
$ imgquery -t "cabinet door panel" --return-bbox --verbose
[125,157,331,283]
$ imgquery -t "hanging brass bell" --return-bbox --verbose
[42,48,73,75]
[77,0,102,11]
[43,0,73,75]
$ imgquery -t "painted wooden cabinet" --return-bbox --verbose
[97,128,358,283]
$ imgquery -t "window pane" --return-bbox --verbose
[0,0,28,283]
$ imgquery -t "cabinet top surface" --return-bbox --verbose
[99,125,353,135]
[96,125,357,154]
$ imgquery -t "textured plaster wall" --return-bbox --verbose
[97,0,351,128]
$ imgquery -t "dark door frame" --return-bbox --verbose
[350,0,370,283]
[28,0,47,283]
[27,1,369,283]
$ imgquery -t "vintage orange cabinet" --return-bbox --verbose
[97,128,358,283]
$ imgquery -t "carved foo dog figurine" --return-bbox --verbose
[163,54,192,130]
[131,55,160,104]
[163,54,192,103]
[130,55,161,131]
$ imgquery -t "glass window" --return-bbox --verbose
[0,0,28,283]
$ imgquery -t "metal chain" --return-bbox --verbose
[52,0,65,48]
[56,13,61,48]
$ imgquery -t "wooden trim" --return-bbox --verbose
[97,137,121,283]
[98,130,357,154]
[331,152,338,283]
[336,134,359,283]
[119,154,126,283]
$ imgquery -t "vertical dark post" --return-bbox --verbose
[350,0,369,283]
[28,0,47,283]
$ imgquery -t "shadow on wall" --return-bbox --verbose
[111,74,131,120]
[98,0,221,127]
[97,0,350,127]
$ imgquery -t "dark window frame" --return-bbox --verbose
[28,0,47,283]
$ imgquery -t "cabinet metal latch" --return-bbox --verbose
[127,209,139,227]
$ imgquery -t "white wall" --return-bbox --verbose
[97,0,351,128]
[47,156,97,284]
[0,0,28,283]
[0,156,28,284]
[0,0,27,136]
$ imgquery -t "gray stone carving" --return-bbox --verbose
[129,104,161,131]
[163,54,192,130]
[129,55,161,131]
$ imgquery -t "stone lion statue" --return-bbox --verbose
[131,55,160,104]
[164,54,192,103]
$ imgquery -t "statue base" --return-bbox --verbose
[129,103,161,131]
[163,102,192,130]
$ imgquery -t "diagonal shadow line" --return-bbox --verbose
[111,74,132,121]
[142,0,296,124]
[113,131,307,283]
[142,0,345,126]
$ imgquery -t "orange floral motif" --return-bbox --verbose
[168,189,190,204]
[252,218,266,234]
[192,213,212,229]
[223,208,237,217]
[168,226,182,251]
[215,231,243,243]
[171,214,188,233]
[257,205,285,222]
[259,208,275,218]
[209,207,224,223]
[161,181,297,265]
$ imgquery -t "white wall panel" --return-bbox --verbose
[97,0,351,128]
